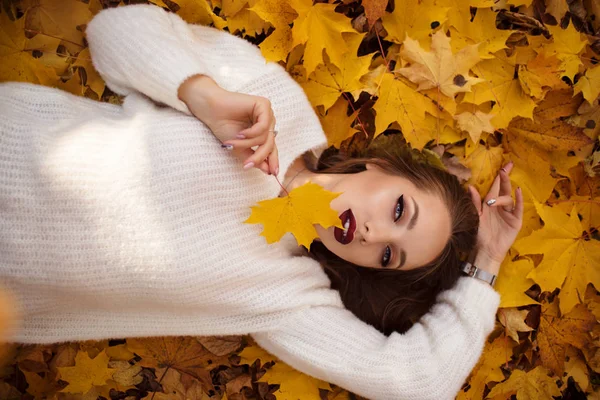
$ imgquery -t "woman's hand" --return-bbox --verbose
[178,74,279,175]
[468,162,524,274]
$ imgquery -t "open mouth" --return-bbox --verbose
[334,209,356,245]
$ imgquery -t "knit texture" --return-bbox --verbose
[0,5,501,399]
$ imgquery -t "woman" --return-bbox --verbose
[0,4,522,400]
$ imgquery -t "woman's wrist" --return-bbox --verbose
[177,74,224,125]
[471,250,503,275]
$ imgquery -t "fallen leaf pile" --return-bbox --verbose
[0,0,599,398]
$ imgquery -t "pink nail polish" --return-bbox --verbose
[243,162,255,170]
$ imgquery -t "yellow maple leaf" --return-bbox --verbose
[225,0,271,37]
[453,110,494,144]
[168,0,226,28]
[495,258,540,308]
[498,308,534,342]
[537,24,587,79]
[0,11,60,85]
[250,0,297,62]
[517,52,567,99]
[302,33,372,110]
[240,345,331,400]
[487,366,561,399]
[398,30,484,98]
[449,7,513,59]
[372,72,440,148]
[381,0,449,45]
[461,141,504,195]
[319,97,359,148]
[244,182,342,248]
[574,64,600,103]
[463,51,536,129]
[514,204,600,315]
[288,0,356,75]
[57,350,116,394]
[457,335,516,400]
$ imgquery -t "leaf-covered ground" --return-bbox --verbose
[1,0,599,399]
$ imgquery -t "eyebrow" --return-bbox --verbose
[396,197,419,269]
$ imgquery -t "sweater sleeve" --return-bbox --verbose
[86,4,269,114]
[251,277,500,400]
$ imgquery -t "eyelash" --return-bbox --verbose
[382,195,405,267]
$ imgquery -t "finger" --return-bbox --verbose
[514,187,524,222]
[485,162,514,202]
[499,162,513,197]
[268,143,279,176]
[468,185,483,216]
[243,132,275,168]
[224,135,270,149]
[238,100,274,139]
[257,159,270,175]
[487,195,515,208]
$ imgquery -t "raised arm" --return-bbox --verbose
[252,276,500,400]
[86,4,268,114]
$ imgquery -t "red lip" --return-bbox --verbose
[334,209,356,245]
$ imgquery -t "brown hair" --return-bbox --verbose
[303,145,479,336]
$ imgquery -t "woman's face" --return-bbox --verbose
[314,163,452,271]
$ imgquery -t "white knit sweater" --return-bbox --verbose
[0,5,501,399]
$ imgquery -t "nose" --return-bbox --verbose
[360,220,395,245]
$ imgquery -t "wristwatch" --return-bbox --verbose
[461,261,497,287]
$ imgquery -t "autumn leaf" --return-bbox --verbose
[363,0,388,28]
[381,0,449,45]
[495,258,540,308]
[514,204,600,315]
[288,0,356,75]
[453,109,494,144]
[245,182,343,248]
[535,299,596,376]
[240,345,331,400]
[398,31,484,98]
[57,350,115,394]
[319,97,359,148]
[537,24,587,79]
[574,64,600,103]
[463,51,536,129]
[498,308,534,342]
[486,366,562,399]
[449,7,513,58]
[302,33,372,110]
[126,336,218,392]
[456,335,516,400]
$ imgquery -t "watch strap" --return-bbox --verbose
[461,261,497,287]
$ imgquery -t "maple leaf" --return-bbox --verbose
[495,258,540,308]
[457,335,516,400]
[288,0,356,75]
[244,182,343,248]
[461,142,503,195]
[57,350,116,394]
[517,52,567,99]
[536,299,596,376]
[398,30,484,98]
[541,24,587,79]
[381,0,449,45]
[240,345,331,400]
[143,367,206,400]
[0,11,60,85]
[302,33,372,110]
[574,64,600,103]
[126,336,219,392]
[498,308,534,342]
[449,8,513,59]
[251,0,297,61]
[486,366,562,399]
[165,0,226,28]
[372,72,440,148]
[319,97,359,149]
[363,0,388,28]
[514,204,600,315]
[22,369,58,399]
[463,51,536,129]
[225,0,271,37]
[453,110,494,144]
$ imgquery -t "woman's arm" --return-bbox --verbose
[252,276,500,400]
[86,4,268,114]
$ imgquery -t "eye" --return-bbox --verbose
[382,246,391,267]
[394,195,405,222]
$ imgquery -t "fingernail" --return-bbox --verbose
[236,134,246,139]
[243,162,255,170]
[486,198,496,206]
[517,187,521,192]
[221,144,233,150]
